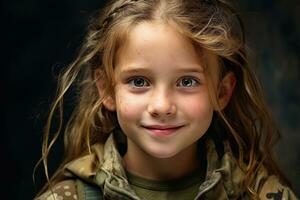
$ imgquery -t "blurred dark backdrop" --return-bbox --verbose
[1,0,299,199]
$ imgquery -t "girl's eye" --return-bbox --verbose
[128,77,150,88]
[177,77,199,87]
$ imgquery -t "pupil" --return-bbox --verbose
[135,79,144,86]
[183,79,191,86]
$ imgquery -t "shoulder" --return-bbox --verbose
[257,175,298,200]
[35,180,78,200]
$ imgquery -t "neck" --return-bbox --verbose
[123,139,202,180]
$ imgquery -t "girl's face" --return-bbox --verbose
[111,22,219,159]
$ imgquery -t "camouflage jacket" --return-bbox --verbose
[37,132,298,200]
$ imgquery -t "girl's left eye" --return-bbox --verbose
[177,77,199,87]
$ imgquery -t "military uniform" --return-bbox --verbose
[36,131,298,200]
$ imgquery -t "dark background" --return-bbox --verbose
[1,0,299,199]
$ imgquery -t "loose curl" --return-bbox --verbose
[35,0,290,198]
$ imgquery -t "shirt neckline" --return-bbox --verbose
[125,166,205,191]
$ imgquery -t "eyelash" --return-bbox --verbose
[127,76,200,88]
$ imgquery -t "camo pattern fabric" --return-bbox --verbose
[36,133,298,200]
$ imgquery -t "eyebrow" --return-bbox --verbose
[119,68,150,74]
[175,67,204,73]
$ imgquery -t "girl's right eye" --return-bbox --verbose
[128,77,150,88]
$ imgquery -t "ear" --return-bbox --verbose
[94,69,116,111]
[217,72,236,110]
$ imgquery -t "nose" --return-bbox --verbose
[147,88,176,117]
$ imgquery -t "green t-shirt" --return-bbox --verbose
[126,168,205,200]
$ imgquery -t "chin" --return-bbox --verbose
[146,146,180,159]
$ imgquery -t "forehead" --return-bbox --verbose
[115,21,219,78]
[126,22,196,56]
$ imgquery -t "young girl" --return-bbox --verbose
[36,0,298,199]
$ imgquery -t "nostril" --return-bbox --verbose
[147,91,176,117]
[148,104,176,117]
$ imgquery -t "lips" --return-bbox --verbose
[142,124,184,137]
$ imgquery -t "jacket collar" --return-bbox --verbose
[63,131,247,199]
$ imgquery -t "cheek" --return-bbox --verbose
[180,94,213,120]
[115,90,145,121]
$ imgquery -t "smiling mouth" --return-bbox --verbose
[142,125,184,137]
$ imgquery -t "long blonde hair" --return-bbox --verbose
[35,0,290,197]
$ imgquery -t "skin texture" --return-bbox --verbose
[97,21,236,180]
